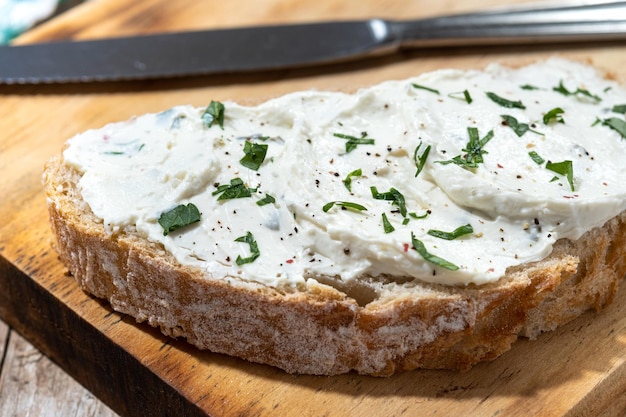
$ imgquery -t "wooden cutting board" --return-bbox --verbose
[2,0,626,415]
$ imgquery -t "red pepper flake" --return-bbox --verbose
[603,182,608,186]
[403,243,410,252]
[497,163,504,169]
[286,259,294,264]
[563,194,580,199]
[488,268,495,273]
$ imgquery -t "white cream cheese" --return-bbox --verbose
[63,59,626,287]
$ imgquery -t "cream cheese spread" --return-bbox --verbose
[62,59,626,287]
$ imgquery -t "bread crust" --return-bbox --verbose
[43,156,626,376]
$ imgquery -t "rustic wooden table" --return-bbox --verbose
[2,0,626,416]
[0,320,118,416]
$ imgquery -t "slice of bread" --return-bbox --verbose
[43,60,626,376]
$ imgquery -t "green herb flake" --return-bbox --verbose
[437,127,494,170]
[543,107,565,125]
[501,114,542,137]
[234,231,260,265]
[520,84,540,90]
[212,178,255,200]
[333,132,375,153]
[448,89,473,104]
[546,160,575,191]
[158,203,201,236]
[239,141,268,170]
[322,201,368,213]
[553,80,601,103]
[370,186,407,217]
[528,151,545,165]
[256,193,276,206]
[612,104,626,114]
[413,141,431,177]
[427,224,474,240]
[410,210,430,220]
[601,117,626,139]
[486,92,526,109]
[343,168,363,192]
[465,127,494,164]
[412,83,440,95]
[201,100,225,129]
[382,213,395,233]
[411,232,459,271]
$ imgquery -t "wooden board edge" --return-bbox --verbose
[0,254,208,417]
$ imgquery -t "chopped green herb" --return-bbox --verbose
[552,81,572,96]
[546,160,575,191]
[501,114,542,137]
[543,107,565,125]
[612,104,626,114]
[370,186,407,217]
[437,127,494,169]
[212,178,255,200]
[520,84,540,90]
[413,141,431,177]
[528,151,545,165]
[158,203,201,236]
[234,231,260,265]
[333,132,375,153]
[201,100,225,129]
[103,151,125,155]
[411,232,459,271]
[553,80,601,103]
[256,193,276,206]
[239,141,268,170]
[465,127,494,165]
[412,83,440,95]
[410,210,430,219]
[437,155,469,168]
[343,168,363,192]
[427,224,474,240]
[486,92,526,109]
[448,90,473,104]
[402,218,410,225]
[601,117,626,139]
[382,213,395,233]
[322,201,368,213]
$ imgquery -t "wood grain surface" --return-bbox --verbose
[0,319,118,416]
[2,0,626,416]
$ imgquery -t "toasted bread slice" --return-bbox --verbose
[43,156,626,375]
[43,63,626,376]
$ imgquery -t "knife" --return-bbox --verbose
[1,0,626,84]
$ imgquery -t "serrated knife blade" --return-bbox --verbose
[2,1,626,84]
